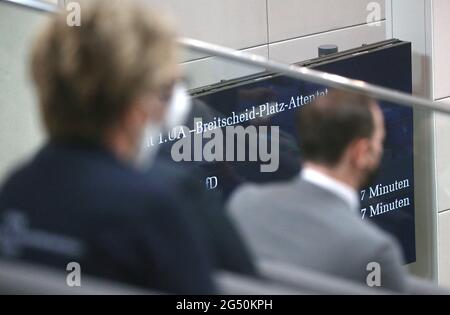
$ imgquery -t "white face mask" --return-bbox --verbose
[134,83,192,171]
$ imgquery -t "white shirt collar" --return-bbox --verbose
[301,167,359,212]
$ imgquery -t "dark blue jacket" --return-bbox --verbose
[0,142,250,294]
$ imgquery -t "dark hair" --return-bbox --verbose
[296,90,376,166]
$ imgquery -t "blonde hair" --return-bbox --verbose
[31,0,178,141]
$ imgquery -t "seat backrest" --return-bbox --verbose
[405,276,449,295]
[5,258,444,295]
[0,259,150,295]
[214,272,306,295]
[0,259,306,295]
[257,259,394,295]
[258,259,450,295]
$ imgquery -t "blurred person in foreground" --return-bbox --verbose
[228,90,408,292]
[0,0,255,294]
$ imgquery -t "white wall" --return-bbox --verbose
[145,0,387,89]
[387,0,437,281]
[389,0,450,286]
[432,1,450,101]
[432,0,450,288]
[436,97,450,287]
[0,2,47,181]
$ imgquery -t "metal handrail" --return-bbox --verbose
[2,0,449,114]
[180,38,448,114]
[2,0,57,12]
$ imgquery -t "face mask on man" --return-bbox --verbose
[134,82,192,171]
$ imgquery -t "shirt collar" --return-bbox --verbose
[301,167,359,212]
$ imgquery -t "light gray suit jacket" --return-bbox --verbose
[228,177,407,292]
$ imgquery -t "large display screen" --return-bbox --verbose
[182,40,415,264]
